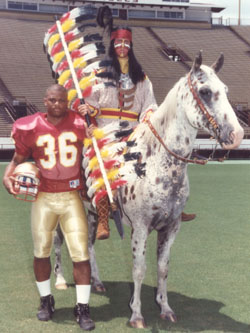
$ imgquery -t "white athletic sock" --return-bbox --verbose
[76,285,91,304]
[36,279,51,297]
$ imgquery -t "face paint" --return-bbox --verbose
[114,39,131,50]
[114,38,131,58]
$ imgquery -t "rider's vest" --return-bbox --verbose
[99,73,138,121]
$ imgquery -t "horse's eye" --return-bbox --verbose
[199,88,212,102]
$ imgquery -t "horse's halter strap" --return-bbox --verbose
[187,73,219,130]
[145,73,226,165]
[146,119,207,165]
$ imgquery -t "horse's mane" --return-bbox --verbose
[155,80,180,125]
[134,78,181,146]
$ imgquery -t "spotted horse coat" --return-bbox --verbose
[54,52,243,329]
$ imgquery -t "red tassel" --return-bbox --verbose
[94,190,107,204]
[48,23,57,34]
[60,12,70,23]
[64,78,73,90]
[70,87,93,112]
[85,148,95,159]
[51,41,63,56]
[111,179,127,190]
[88,161,117,180]
[56,60,69,72]
[104,160,118,169]
[71,49,82,59]
[76,68,84,79]
[97,138,109,148]
[85,138,109,159]
[71,98,80,111]
[89,169,102,179]
[65,31,75,43]
[82,86,92,98]
[93,180,127,205]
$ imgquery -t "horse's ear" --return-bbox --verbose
[192,50,202,73]
[211,53,224,73]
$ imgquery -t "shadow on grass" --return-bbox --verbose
[52,281,250,332]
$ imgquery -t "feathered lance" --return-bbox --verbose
[46,6,124,239]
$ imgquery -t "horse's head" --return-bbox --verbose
[185,51,243,149]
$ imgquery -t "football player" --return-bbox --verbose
[2,84,95,331]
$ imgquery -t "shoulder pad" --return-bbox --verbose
[14,113,44,131]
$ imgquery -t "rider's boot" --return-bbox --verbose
[96,196,110,240]
[181,212,196,222]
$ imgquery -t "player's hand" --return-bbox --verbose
[2,175,18,195]
[86,124,96,138]
[78,103,91,117]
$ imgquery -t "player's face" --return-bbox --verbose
[114,38,130,58]
[44,89,68,123]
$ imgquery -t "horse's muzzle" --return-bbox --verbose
[222,127,244,150]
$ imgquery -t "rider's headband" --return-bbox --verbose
[110,29,132,42]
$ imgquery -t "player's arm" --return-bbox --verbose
[2,153,27,195]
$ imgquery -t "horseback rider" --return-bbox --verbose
[78,26,195,240]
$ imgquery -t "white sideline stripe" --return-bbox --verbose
[1,138,250,151]
[1,160,250,165]
[194,139,250,150]
[0,137,14,150]
[206,160,250,165]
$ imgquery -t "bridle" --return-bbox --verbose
[187,73,219,131]
[146,72,224,165]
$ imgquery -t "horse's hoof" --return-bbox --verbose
[93,284,106,292]
[55,283,68,290]
[130,319,147,329]
[160,312,177,323]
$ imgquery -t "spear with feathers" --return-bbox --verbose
[43,4,127,239]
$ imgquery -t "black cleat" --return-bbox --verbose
[37,294,55,321]
[74,303,95,331]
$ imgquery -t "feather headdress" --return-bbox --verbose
[43,5,115,110]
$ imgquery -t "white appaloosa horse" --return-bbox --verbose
[54,52,243,328]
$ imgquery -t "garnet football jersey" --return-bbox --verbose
[12,111,86,192]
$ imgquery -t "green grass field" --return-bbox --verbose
[1,162,250,333]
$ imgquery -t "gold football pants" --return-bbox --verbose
[31,191,89,262]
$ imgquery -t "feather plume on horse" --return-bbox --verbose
[53,49,243,328]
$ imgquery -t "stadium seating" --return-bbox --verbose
[150,26,250,108]
[0,13,250,144]
[0,103,14,137]
[0,17,54,112]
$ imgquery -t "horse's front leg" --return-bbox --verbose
[87,211,106,292]
[129,225,148,329]
[54,223,68,290]
[156,220,180,322]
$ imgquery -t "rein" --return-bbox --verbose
[146,73,225,165]
[146,119,207,165]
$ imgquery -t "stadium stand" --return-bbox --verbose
[0,10,250,157]
[230,26,250,46]
[129,26,188,105]
[0,102,14,137]
[150,26,250,108]
[0,17,54,112]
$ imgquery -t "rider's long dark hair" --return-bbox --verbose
[108,27,146,85]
